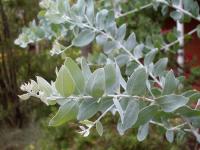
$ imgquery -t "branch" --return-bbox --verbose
[161,26,198,51]
[89,103,114,130]
[151,120,190,132]
[78,20,163,88]
[63,15,164,88]
[157,0,200,22]
[116,3,153,19]
[48,94,155,102]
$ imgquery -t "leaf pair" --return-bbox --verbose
[127,67,147,96]
[55,57,85,97]
[86,63,119,97]
[49,99,78,126]
[117,99,140,134]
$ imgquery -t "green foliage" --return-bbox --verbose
[137,122,149,142]
[49,100,78,126]
[120,100,140,132]
[16,0,200,144]
[73,29,96,47]
[96,121,103,136]
[135,105,159,127]
[55,65,75,97]
[77,99,99,121]
[127,67,147,96]
[23,113,189,150]
[155,94,189,112]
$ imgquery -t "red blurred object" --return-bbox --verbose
[162,18,200,90]
[162,19,200,65]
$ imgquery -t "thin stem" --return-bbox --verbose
[91,104,114,128]
[170,122,187,130]
[110,94,154,102]
[59,44,73,55]
[48,94,155,102]
[150,121,166,129]
[161,27,198,51]
[151,121,190,132]
[116,3,153,19]
[195,99,200,110]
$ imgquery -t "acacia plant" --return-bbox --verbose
[16,0,200,143]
